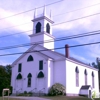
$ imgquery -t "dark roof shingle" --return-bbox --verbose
[80,85,91,90]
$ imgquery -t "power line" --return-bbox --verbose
[0,4,100,38]
[0,0,99,21]
[0,30,32,38]
[0,1,100,31]
[0,29,100,50]
[0,22,31,31]
[0,0,63,21]
[0,41,100,57]
[53,12,100,26]
[69,41,100,48]
[1,10,100,39]
[53,2,100,17]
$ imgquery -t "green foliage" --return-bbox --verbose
[92,62,98,68]
[17,91,33,96]
[0,65,12,96]
[28,91,33,94]
[48,83,66,96]
[92,91,96,98]
[24,91,27,94]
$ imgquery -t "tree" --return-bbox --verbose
[96,57,100,91]
[92,62,98,68]
[0,65,12,96]
[96,58,100,70]
[92,57,100,91]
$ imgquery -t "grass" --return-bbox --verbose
[0,96,100,100]
[0,97,24,100]
[43,95,100,100]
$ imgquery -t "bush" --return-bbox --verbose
[17,91,33,96]
[28,91,33,94]
[92,91,96,98]
[48,83,66,96]
[8,86,13,95]
[24,91,27,94]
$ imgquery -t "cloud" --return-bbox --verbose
[0,0,100,65]
[0,7,33,35]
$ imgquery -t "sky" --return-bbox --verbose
[0,0,100,65]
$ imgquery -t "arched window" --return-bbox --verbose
[27,55,33,62]
[92,71,95,88]
[75,66,79,87]
[16,73,22,80]
[27,73,32,78]
[37,71,44,78]
[84,69,88,85]
[27,73,32,87]
[36,22,41,33]
[46,23,50,34]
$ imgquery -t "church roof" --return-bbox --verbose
[80,85,91,90]
[12,44,65,66]
[67,57,98,71]
[69,57,91,66]
[12,44,98,71]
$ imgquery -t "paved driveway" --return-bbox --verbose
[9,96,50,100]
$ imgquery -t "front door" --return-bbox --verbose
[37,78,44,91]
[16,80,22,92]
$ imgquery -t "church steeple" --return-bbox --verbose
[29,7,55,50]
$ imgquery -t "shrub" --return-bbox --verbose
[48,83,66,96]
[28,92,33,96]
[28,91,32,94]
[8,86,13,95]
[24,91,27,94]
[17,91,33,96]
[17,93,24,96]
[92,91,96,98]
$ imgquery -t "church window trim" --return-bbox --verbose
[39,60,43,70]
[27,55,33,62]
[27,73,32,87]
[18,63,22,72]
[37,71,44,78]
[84,69,88,85]
[36,22,41,33]
[92,71,95,88]
[46,23,50,34]
[75,66,79,87]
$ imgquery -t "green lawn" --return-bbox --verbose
[0,97,24,100]
[43,95,100,100]
[0,96,100,100]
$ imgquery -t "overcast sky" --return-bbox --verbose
[0,0,100,65]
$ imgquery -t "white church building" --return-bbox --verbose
[11,7,99,96]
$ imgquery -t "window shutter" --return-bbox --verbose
[39,60,43,70]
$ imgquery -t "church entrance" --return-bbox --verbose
[16,80,22,92]
[37,78,45,92]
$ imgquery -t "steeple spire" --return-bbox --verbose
[34,8,37,19]
[43,5,46,16]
